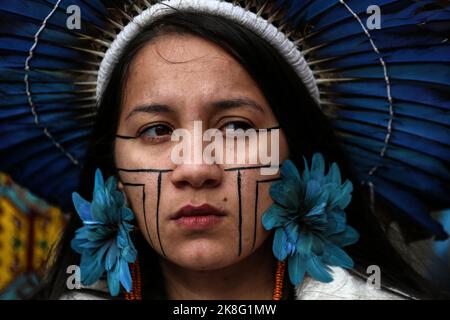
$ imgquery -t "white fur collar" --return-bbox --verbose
[295,266,408,300]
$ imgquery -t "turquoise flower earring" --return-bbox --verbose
[71,169,137,296]
[262,153,359,286]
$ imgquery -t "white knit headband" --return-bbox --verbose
[96,0,320,103]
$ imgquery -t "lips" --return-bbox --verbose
[172,203,224,219]
[171,203,225,229]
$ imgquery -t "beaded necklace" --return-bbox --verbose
[125,259,286,300]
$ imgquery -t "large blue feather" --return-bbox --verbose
[334,120,450,161]
[317,46,450,73]
[329,96,450,126]
[335,110,450,145]
[342,145,450,204]
[335,64,450,86]
[341,135,450,180]
[323,82,450,109]
[0,0,73,27]
[0,36,86,59]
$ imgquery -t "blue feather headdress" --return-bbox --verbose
[0,0,449,241]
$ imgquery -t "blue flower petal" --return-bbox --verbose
[280,160,301,182]
[337,180,353,209]
[78,239,105,250]
[80,225,108,241]
[262,204,290,230]
[122,207,134,222]
[119,259,132,293]
[72,192,92,222]
[311,234,325,256]
[117,227,128,249]
[306,255,333,283]
[284,223,299,248]
[322,242,354,269]
[107,263,120,297]
[306,201,327,218]
[302,157,310,181]
[324,182,340,209]
[90,240,110,266]
[121,244,137,263]
[304,180,328,210]
[310,153,325,179]
[105,242,119,271]
[93,169,105,197]
[105,176,117,194]
[328,163,342,185]
[328,226,360,247]
[273,228,289,260]
[79,252,103,285]
[288,253,307,286]
[91,199,109,224]
[296,231,313,256]
[324,209,347,236]
[71,234,86,254]
[270,180,301,211]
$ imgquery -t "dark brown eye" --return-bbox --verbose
[140,124,173,139]
[221,121,253,131]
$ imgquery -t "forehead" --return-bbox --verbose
[122,33,263,110]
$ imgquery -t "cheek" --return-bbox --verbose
[125,186,148,234]
[120,172,163,253]
[238,171,275,254]
[115,140,175,170]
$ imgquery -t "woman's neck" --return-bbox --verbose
[159,241,277,300]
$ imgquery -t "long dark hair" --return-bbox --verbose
[33,10,445,299]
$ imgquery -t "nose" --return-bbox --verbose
[171,163,223,189]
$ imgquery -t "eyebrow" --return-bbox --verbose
[125,104,174,121]
[211,98,265,114]
[125,98,265,121]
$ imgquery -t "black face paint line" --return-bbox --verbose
[155,171,167,257]
[122,182,154,249]
[225,165,281,257]
[237,169,243,257]
[252,177,282,251]
[224,164,279,172]
[118,168,173,258]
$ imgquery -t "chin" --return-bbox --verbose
[170,239,237,271]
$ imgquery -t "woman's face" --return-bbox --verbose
[115,33,289,271]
